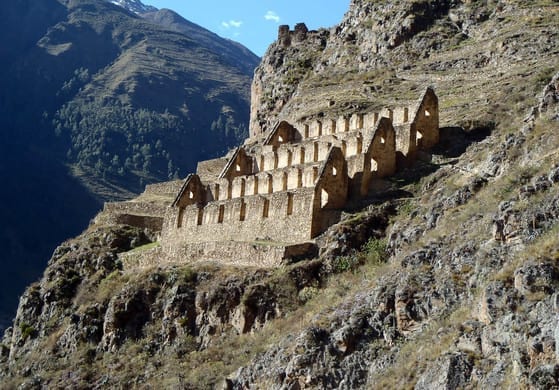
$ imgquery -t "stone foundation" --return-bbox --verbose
[121,241,318,269]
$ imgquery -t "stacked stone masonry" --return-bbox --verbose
[158,88,438,257]
[107,88,439,266]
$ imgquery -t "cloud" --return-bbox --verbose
[264,11,280,23]
[221,20,243,29]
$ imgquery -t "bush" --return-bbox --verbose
[362,238,388,265]
[298,286,319,303]
[332,255,361,273]
[20,322,36,341]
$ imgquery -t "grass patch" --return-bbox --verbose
[128,241,160,253]
[370,306,470,388]
[95,270,130,303]
[20,322,36,341]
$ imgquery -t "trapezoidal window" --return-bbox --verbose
[371,158,378,172]
[321,189,329,208]
[313,167,319,182]
[235,164,241,172]
[278,135,284,142]
[332,166,337,176]
[253,177,259,195]
[380,136,386,144]
[424,110,431,117]
[188,191,194,199]
[196,207,204,226]
[218,205,225,223]
[213,184,220,201]
[287,193,294,216]
[416,131,424,146]
[177,207,185,228]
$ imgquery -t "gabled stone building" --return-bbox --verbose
[155,87,439,266]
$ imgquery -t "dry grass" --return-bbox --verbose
[371,306,470,388]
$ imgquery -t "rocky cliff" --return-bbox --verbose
[1,0,559,388]
[250,0,557,137]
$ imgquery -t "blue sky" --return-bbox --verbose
[143,0,351,56]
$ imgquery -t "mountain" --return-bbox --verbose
[108,0,157,14]
[1,0,559,388]
[0,0,258,331]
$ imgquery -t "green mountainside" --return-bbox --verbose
[0,0,258,329]
[1,0,559,388]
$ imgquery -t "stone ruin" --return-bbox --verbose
[278,23,310,47]
[100,88,439,268]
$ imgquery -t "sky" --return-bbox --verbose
[143,0,351,56]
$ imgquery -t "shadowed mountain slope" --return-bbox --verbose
[0,0,258,329]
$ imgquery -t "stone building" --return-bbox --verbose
[155,87,439,266]
[100,88,438,267]
[278,23,310,47]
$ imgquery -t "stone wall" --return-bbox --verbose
[162,146,349,247]
[196,157,228,182]
[101,201,167,231]
[143,180,183,197]
[277,23,310,48]
[411,87,439,150]
[135,241,317,269]
[162,188,317,246]
[115,214,163,232]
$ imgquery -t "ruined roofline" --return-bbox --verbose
[171,174,195,208]
[317,145,343,179]
[218,147,242,179]
[264,120,290,146]
[410,86,437,124]
[363,116,392,150]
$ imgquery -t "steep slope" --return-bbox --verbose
[1,0,559,388]
[0,0,258,330]
[250,0,557,137]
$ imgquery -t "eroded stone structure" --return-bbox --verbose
[102,88,438,267]
[278,23,310,47]
[157,87,439,265]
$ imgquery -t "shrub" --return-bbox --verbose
[20,322,36,341]
[362,238,388,265]
[332,255,361,273]
[298,286,319,303]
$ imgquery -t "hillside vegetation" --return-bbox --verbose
[0,0,258,330]
[1,0,559,388]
